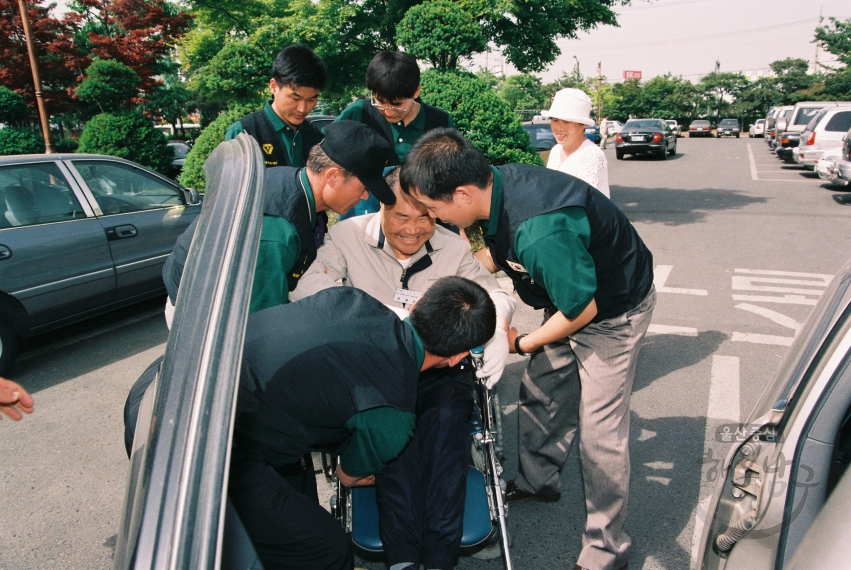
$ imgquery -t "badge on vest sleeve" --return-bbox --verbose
[506,260,529,274]
[262,144,274,155]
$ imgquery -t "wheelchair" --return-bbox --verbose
[323,347,514,569]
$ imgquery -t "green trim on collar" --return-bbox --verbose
[263,100,288,132]
[484,165,503,239]
[299,168,317,225]
[403,317,426,370]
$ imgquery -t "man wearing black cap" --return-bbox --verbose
[162,120,398,317]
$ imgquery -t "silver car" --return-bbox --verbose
[0,154,201,374]
[697,257,851,569]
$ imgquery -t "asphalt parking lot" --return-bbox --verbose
[1,135,850,570]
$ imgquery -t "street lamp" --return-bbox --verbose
[16,0,53,153]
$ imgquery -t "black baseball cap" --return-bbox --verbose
[320,120,397,205]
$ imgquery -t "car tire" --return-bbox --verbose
[0,319,18,377]
[616,151,624,160]
[669,142,677,156]
[658,146,667,160]
[736,134,740,138]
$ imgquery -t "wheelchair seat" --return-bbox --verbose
[351,465,493,553]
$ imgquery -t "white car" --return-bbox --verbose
[606,121,624,136]
[749,119,765,137]
[795,105,851,168]
[665,120,679,136]
[815,147,848,186]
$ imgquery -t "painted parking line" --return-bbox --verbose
[734,303,802,331]
[747,143,820,182]
[647,324,699,336]
[690,355,741,568]
[654,265,708,296]
[731,332,794,346]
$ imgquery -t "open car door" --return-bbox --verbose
[114,134,265,570]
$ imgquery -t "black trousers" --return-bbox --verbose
[229,454,354,570]
[376,364,474,570]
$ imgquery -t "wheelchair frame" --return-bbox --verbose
[323,347,513,569]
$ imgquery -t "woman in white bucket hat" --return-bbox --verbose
[543,88,610,198]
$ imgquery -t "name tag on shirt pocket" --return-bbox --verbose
[393,288,422,305]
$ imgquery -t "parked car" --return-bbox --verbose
[666,120,680,136]
[697,256,851,570]
[166,140,191,180]
[775,132,801,162]
[717,118,741,138]
[795,105,851,169]
[522,121,557,162]
[0,154,201,374]
[769,107,795,150]
[815,147,848,186]
[614,118,677,160]
[689,120,712,137]
[114,134,266,570]
[584,123,602,144]
[305,114,335,131]
[837,130,851,183]
[607,120,624,136]
[749,119,766,138]
[766,106,794,147]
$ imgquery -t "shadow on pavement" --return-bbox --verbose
[617,153,685,162]
[611,186,768,227]
[833,193,851,205]
[633,331,727,392]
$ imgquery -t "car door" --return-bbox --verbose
[114,134,265,570]
[0,160,116,331]
[68,159,201,301]
[698,260,851,570]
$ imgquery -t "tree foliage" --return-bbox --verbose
[76,59,140,115]
[497,73,546,110]
[77,111,171,172]
[178,103,257,191]
[396,0,486,70]
[815,17,851,67]
[420,69,542,166]
[0,127,43,155]
[0,87,30,125]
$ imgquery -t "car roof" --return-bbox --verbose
[0,153,141,166]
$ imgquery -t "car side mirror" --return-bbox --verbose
[182,187,200,205]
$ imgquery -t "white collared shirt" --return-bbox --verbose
[547,138,611,198]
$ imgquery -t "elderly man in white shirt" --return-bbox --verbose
[544,88,611,198]
[291,168,515,570]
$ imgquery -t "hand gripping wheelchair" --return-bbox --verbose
[323,346,514,568]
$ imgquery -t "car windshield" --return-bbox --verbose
[720,120,738,126]
[794,107,821,125]
[666,121,676,125]
[625,120,662,130]
[691,121,710,126]
[756,119,765,124]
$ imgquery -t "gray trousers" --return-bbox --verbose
[515,288,655,570]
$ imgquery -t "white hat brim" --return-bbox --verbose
[541,110,595,127]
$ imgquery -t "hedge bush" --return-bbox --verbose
[420,69,543,166]
[0,87,29,125]
[179,103,258,191]
[77,112,171,173]
[0,127,44,155]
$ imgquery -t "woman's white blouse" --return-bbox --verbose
[546,139,610,198]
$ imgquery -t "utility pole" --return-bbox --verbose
[17,0,53,153]
[813,6,824,74]
[596,61,602,124]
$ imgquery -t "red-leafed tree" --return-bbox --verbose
[73,0,192,94]
[0,0,88,116]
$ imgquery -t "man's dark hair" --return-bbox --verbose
[272,45,327,90]
[366,51,420,103]
[410,276,495,357]
[400,128,492,202]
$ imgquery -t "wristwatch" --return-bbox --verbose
[514,334,529,356]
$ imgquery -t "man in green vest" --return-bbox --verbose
[225,44,327,168]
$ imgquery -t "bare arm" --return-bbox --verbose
[508,299,598,354]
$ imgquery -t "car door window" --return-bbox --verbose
[0,162,85,228]
[73,160,183,215]
[825,112,851,133]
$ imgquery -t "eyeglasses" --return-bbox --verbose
[370,97,415,115]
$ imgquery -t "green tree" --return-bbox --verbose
[76,59,140,115]
[78,112,171,173]
[768,58,814,103]
[731,76,781,119]
[191,40,268,107]
[178,103,257,191]
[698,72,750,120]
[814,17,851,67]
[0,127,43,155]
[396,0,487,70]
[497,74,546,110]
[146,71,194,138]
[607,79,644,121]
[420,69,542,166]
[0,87,29,126]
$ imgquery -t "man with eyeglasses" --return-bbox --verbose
[336,51,454,219]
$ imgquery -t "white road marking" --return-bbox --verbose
[648,324,699,336]
[645,461,674,470]
[731,276,824,296]
[731,294,817,305]
[734,268,832,283]
[647,476,672,485]
[654,265,709,296]
[691,355,740,569]
[731,332,794,346]
[734,303,802,331]
[747,143,759,180]
[16,307,164,363]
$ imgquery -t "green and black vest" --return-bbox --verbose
[232,288,419,467]
[360,98,451,165]
[239,110,324,167]
[486,164,654,322]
